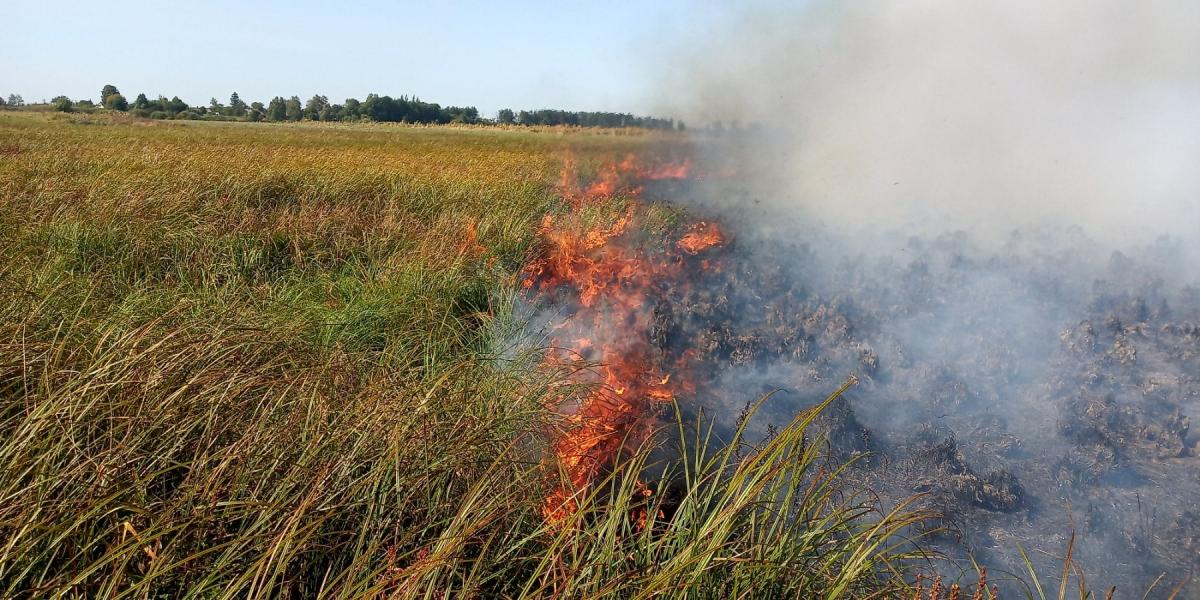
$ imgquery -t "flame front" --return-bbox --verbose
[526,154,721,526]
[556,152,691,207]
[677,221,725,255]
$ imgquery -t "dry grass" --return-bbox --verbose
[0,111,1096,598]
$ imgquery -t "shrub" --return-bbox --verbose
[51,96,74,112]
[104,93,129,111]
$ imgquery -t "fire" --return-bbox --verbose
[638,158,691,180]
[556,152,691,207]
[677,221,724,255]
[456,218,485,258]
[525,152,724,527]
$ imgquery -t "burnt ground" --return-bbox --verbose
[637,214,1200,594]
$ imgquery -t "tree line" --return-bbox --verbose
[496,108,676,129]
[3,84,682,130]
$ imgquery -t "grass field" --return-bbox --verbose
[0,111,977,598]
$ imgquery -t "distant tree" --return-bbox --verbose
[104,93,128,111]
[343,97,360,119]
[0,96,5,108]
[245,101,265,122]
[497,108,515,125]
[209,97,224,115]
[52,96,74,112]
[100,84,119,106]
[360,93,385,121]
[304,94,329,120]
[229,92,246,117]
[285,96,302,121]
[266,97,286,121]
[446,106,478,124]
[166,96,189,114]
[505,108,674,129]
[7,94,22,107]
[133,93,150,109]
[676,120,686,131]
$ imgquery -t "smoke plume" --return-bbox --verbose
[631,0,1200,591]
[659,0,1200,251]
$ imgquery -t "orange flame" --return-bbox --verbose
[638,157,691,180]
[527,153,725,527]
[456,218,486,258]
[677,221,725,255]
[555,152,692,207]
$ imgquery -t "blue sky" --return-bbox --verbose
[1,0,734,118]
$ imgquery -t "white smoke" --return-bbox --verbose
[657,0,1200,251]
[637,3,1200,588]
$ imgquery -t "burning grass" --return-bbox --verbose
[522,171,707,525]
[0,111,1139,598]
[0,112,922,597]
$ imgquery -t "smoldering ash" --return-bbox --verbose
[523,0,1199,589]
[636,0,1200,591]
[525,147,1198,594]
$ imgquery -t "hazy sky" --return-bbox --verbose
[1,0,734,118]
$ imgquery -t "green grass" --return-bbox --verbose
[0,111,1111,598]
